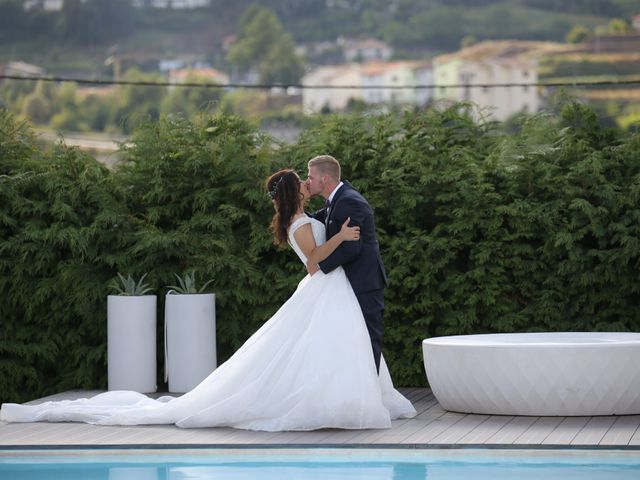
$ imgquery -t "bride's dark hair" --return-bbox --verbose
[266,169,302,246]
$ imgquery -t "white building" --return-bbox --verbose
[433,41,563,121]
[133,0,210,8]
[159,56,210,73]
[341,38,393,63]
[25,0,211,11]
[302,64,361,112]
[0,61,45,78]
[302,61,433,113]
[23,0,63,11]
[360,61,433,108]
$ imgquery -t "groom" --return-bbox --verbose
[306,155,388,373]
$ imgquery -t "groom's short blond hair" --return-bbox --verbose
[308,155,341,182]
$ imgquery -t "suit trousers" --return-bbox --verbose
[355,289,384,373]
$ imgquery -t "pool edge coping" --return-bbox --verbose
[2,443,640,452]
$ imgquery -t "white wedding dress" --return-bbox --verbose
[0,216,416,431]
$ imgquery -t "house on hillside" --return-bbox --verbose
[340,38,393,63]
[0,61,44,79]
[23,0,62,11]
[302,60,433,113]
[360,61,433,108]
[433,41,563,121]
[159,56,210,73]
[168,67,229,88]
[25,0,212,12]
[302,64,362,112]
[133,0,211,8]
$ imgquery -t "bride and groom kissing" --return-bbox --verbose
[288,154,388,374]
[0,155,415,431]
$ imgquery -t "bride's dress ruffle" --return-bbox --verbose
[1,216,416,431]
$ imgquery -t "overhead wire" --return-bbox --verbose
[1,74,640,90]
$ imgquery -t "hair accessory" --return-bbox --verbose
[267,175,286,199]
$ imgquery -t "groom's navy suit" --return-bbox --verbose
[313,181,388,372]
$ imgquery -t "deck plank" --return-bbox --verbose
[570,416,617,445]
[401,412,466,444]
[628,419,640,446]
[600,415,640,446]
[411,394,437,414]
[484,416,538,445]
[512,416,564,445]
[457,415,515,444]
[542,417,590,445]
[429,414,490,444]
[1,389,638,449]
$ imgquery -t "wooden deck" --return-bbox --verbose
[1,388,640,449]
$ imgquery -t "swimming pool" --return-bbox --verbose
[0,448,638,480]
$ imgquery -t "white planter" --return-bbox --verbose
[165,293,216,393]
[107,295,157,393]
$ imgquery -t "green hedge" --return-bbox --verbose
[1,104,639,403]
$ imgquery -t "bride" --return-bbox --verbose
[0,169,415,431]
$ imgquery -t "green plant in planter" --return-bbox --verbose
[109,273,153,296]
[167,272,214,294]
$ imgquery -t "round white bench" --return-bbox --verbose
[422,332,640,416]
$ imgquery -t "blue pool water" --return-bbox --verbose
[0,448,639,480]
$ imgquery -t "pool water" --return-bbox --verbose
[0,448,638,480]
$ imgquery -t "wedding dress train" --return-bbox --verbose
[1,216,416,431]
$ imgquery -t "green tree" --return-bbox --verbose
[0,79,36,112]
[405,7,465,50]
[57,0,86,43]
[21,84,52,125]
[227,4,303,84]
[161,75,224,116]
[612,0,640,16]
[57,0,135,45]
[460,35,477,49]
[113,68,166,133]
[607,17,632,34]
[52,82,78,113]
[218,90,268,117]
[566,25,590,43]
[523,0,622,16]
[51,109,81,131]
[115,114,281,366]
[81,94,115,132]
[260,34,303,84]
[0,0,27,41]
[0,111,131,402]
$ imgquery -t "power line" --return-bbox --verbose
[1,74,640,89]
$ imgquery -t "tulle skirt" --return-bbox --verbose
[1,268,415,431]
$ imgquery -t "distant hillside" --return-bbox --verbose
[1,0,636,76]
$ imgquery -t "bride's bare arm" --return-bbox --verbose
[293,218,359,268]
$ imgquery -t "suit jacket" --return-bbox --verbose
[312,181,388,294]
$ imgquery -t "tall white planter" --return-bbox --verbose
[107,295,157,393]
[165,293,216,393]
